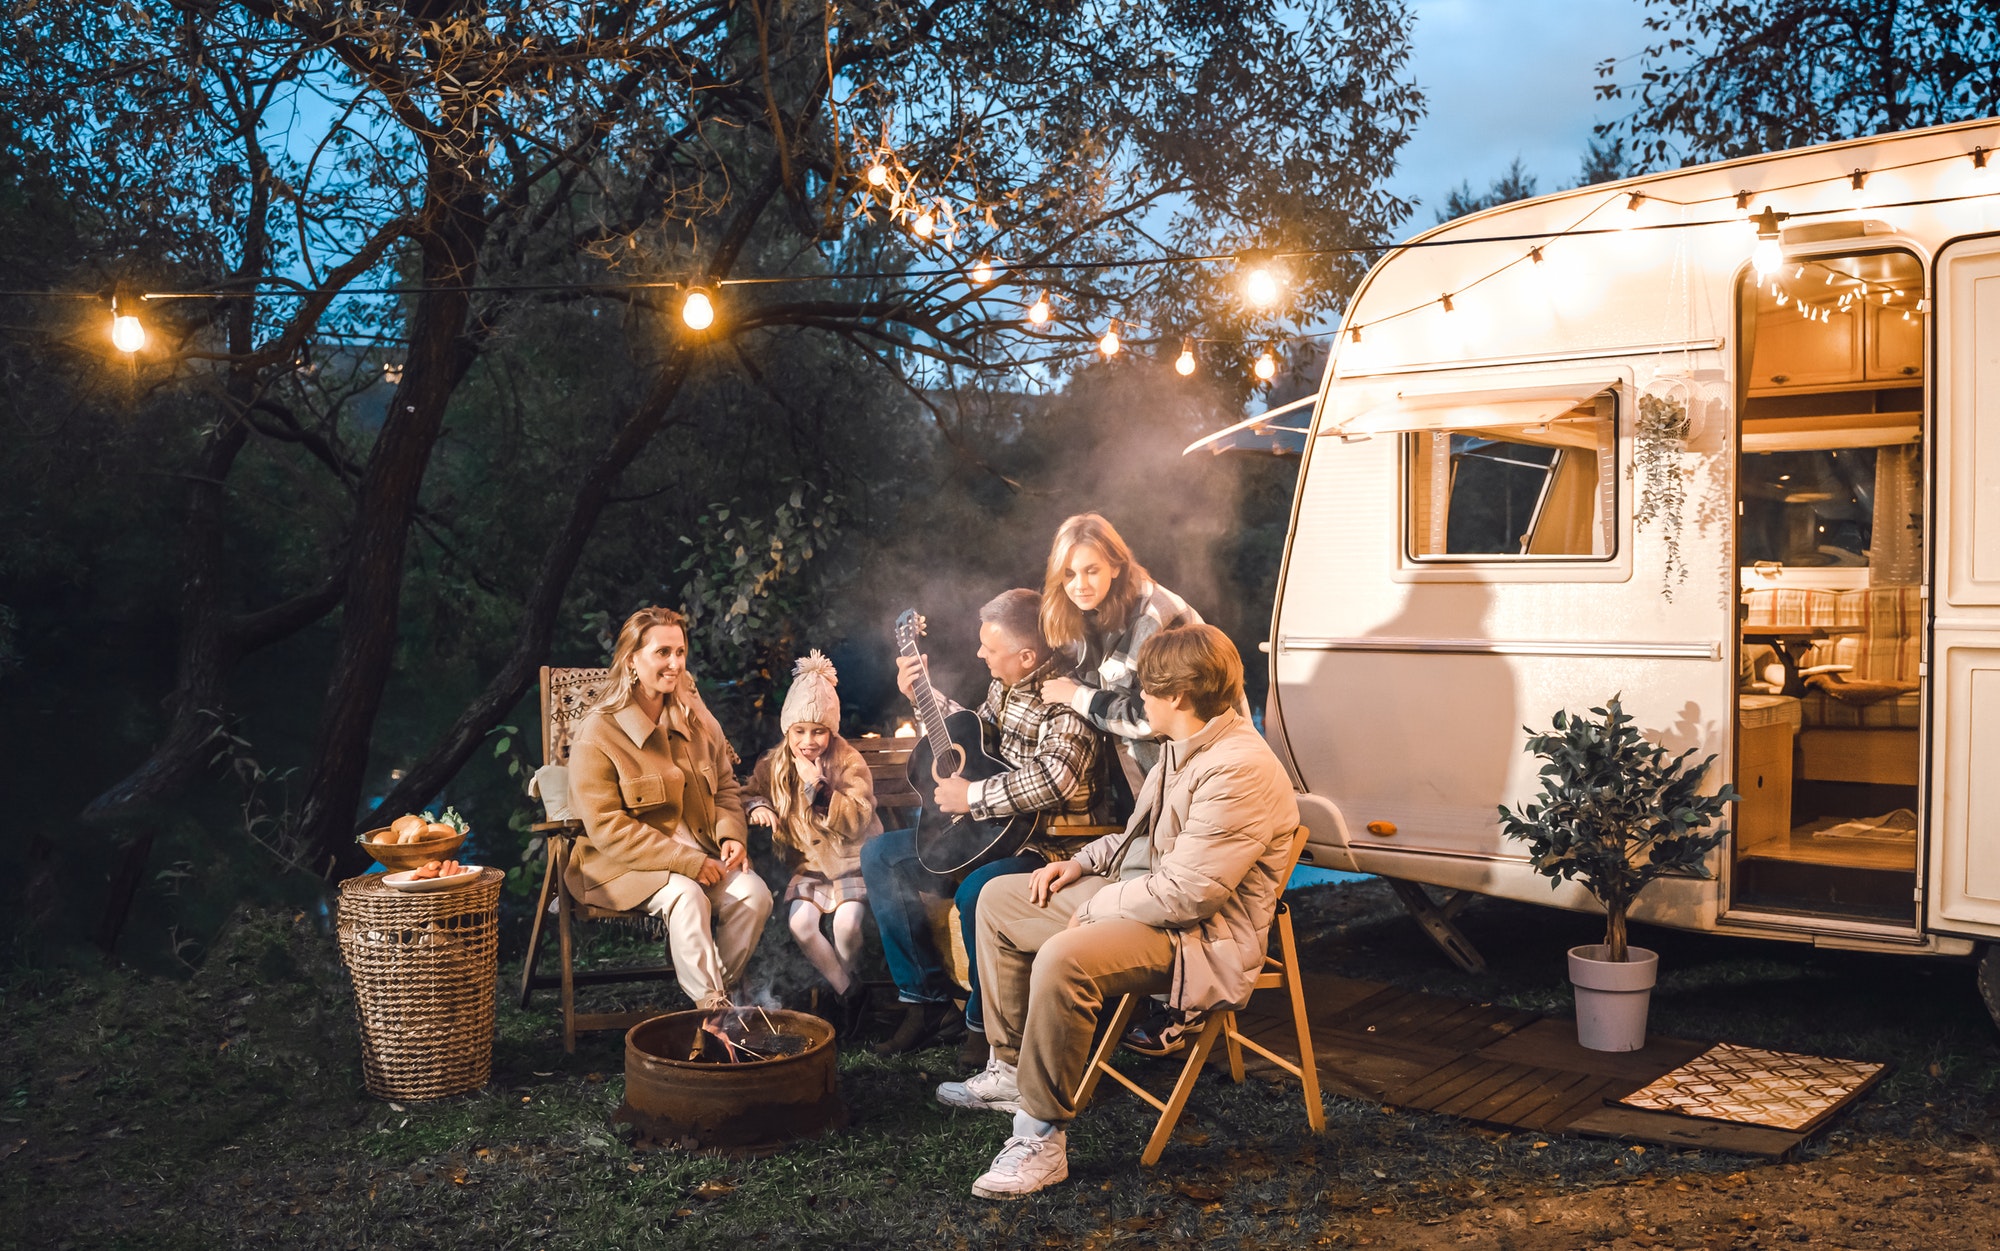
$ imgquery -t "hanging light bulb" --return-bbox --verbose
[1253,349,1277,381]
[866,161,889,187]
[109,296,145,354]
[1750,206,1787,280]
[1244,266,1280,308]
[1975,147,1992,173]
[1626,191,1647,212]
[970,255,994,285]
[1174,337,1197,376]
[1027,292,1051,325]
[1098,321,1121,358]
[913,207,936,239]
[1440,292,1455,313]
[1348,324,1363,344]
[681,288,715,330]
[1529,246,1544,265]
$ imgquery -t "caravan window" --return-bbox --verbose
[1404,393,1618,560]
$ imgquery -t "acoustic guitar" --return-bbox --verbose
[894,609,1046,874]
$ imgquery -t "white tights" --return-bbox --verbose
[789,899,866,995]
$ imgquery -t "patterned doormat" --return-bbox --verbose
[1616,1042,1886,1133]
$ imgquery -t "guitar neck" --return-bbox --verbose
[899,636,956,761]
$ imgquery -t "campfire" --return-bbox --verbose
[691,1005,813,1064]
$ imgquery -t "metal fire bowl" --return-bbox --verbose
[614,1009,846,1156]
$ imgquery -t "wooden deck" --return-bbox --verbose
[1229,972,1852,1159]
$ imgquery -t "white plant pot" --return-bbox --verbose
[1567,944,1659,1052]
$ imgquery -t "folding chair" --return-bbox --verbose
[1071,823,1324,1165]
[517,666,679,1053]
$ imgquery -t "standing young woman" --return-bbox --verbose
[1037,512,1207,793]
[565,606,772,1011]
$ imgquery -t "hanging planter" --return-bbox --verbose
[1632,392,1693,600]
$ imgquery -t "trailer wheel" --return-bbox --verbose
[1980,944,2000,1034]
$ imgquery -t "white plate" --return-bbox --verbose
[381,866,487,893]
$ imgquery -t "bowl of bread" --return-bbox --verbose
[358,809,468,872]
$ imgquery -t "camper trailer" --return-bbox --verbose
[1252,118,2000,1023]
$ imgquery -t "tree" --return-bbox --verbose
[1,1,1423,920]
[1572,136,1627,188]
[1597,0,2000,169]
[1435,157,1538,223]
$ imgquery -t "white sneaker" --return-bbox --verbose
[935,1056,1021,1113]
[971,1129,1069,1199]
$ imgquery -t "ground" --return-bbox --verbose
[4,878,1999,1249]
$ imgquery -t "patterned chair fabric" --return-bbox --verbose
[1742,586,1922,728]
[542,667,613,767]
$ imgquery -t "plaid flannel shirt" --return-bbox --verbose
[942,655,1105,823]
[1061,580,1201,775]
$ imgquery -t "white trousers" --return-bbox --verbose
[643,867,774,1010]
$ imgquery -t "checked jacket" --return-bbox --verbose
[939,655,1109,828]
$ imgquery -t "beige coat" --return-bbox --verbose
[743,735,882,883]
[565,694,749,912]
[1071,708,1300,1014]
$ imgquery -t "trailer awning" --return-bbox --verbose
[1182,393,1317,457]
[1325,381,1615,437]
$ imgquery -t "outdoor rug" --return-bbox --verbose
[1615,1041,1887,1132]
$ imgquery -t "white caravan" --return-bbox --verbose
[1254,117,2000,1018]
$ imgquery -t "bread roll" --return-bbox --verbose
[389,814,425,842]
[425,821,456,840]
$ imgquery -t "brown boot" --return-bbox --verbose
[957,1027,989,1070]
[872,1000,952,1056]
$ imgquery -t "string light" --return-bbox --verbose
[970,255,994,285]
[1626,191,1646,212]
[1348,324,1363,343]
[1976,148,1991,172]
[913,207,936,239]
[1243,265,1281,309]
[1734,191,1753,210]
[1253,349,1277,381]
[109,295,145,353]
[1750,206,1788,279]
[1850,170,1869,191]
[1529,246,1543,264]
[1175,338,1197,375]
[866,162,889,187]
[1439,292,1454,313]
[1097,320,1121,357]
[681,288,715,330]
[1027,292,1051,325]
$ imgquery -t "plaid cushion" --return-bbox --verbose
[1742,586,1921,683]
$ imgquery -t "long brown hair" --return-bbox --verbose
[1040,513,1150,650]
[594,606,690,716]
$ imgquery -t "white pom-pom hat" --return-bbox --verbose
[779,649,840,733]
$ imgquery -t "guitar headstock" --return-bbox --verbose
[894,609,927,653]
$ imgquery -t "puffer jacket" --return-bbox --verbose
[1070,708,1300,1014]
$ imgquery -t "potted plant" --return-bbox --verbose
[1498,696,1737,1051]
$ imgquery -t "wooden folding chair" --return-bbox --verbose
[1071,823,1324,1165]
[517,666,680,1053]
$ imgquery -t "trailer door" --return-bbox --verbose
[1929,237,2000,937]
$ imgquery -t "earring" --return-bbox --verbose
[629,667,640,686]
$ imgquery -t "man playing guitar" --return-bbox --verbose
[860,589,1114,1060]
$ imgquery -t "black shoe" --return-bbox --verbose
[957,1027,989,1070]
[872,1000,953,1056]
[1122,1010,1201,1058]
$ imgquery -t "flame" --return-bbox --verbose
[894,720,917,738]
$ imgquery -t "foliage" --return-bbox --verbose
[1435,157,1539,223]
[1598,0,2000,168]
[1631,392,1693,600]
[1498,696,1737,961]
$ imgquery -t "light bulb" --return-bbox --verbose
[1244,266,1280,308]
[1175,347,1196,376]
[1027,293,1050,325]
[971,256,993,284]
[1098,324,1121,357]
[867,163,888,187]
[1253,350,1277,381]
[110,311,145,353]
[681,289,715,330]
[1440,292,1454,313]
[1751,236,1783,279]
[913,209,935,239]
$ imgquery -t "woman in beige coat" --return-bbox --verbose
[744,651,881,1033]
[565,606,772,1012]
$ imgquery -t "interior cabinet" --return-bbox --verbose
[1865,302,1924,380]
[1748,302,1862,390]
[1736,696,1799,853]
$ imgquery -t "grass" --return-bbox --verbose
[3,879,1998,1249]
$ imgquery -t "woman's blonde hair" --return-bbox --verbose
[594,606,690,716]
[1040,512,1150,650]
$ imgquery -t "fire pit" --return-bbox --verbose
[614,1009,845,1155]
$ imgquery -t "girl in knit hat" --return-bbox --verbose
[745,650,881,1034]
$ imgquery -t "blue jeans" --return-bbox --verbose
[859,826,1040,1026]
[956,853,1044,1033]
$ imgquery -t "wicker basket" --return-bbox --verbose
[336,869,503,1101]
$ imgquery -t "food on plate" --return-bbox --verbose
[410,859,470,881]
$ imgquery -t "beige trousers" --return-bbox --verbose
[976,872,1174,1125]
[644,867,774,1010]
